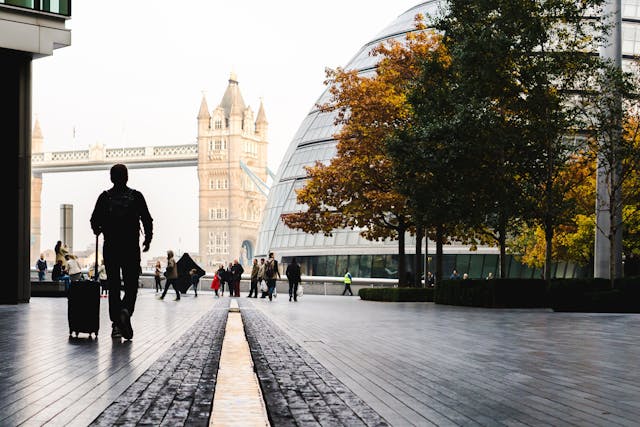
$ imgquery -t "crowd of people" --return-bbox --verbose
[207,252,284,301]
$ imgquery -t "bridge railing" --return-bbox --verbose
[31,268,401,295]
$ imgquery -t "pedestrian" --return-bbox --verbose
[216,263,227,296]
[265,252,280,301]
[286,257,301,302]
[98,259,108,297]
[231,259,244,297]
[52,259,71,289]
[189,268,200,296]
[426,271,435,287]
[450,269,460,280]
[160,250,180,301]
[90,163,153,340]
[342,270,353,296]
[248,259,259,298]
[66,254,83,281]
[54,240,69,270]
[225,262,233,296]
[258,258,268,298]
[211,266,222,297]
[154,260,163,292]
[36,253,47,282]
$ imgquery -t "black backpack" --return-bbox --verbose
[265,260,275,278]
[103,189,138,233]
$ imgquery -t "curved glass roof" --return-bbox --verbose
[257,0,640,259]
[256,1,443,258]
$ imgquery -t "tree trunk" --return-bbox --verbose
[498,216,506,279]
[544,221,554,281]
[398,225,407,287]
[435,224,444,284]
[415,226,423,287]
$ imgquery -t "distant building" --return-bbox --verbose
[197,74,269,270]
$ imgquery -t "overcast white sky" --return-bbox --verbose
[33,0,420,265]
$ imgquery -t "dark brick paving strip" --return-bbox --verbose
[90,299,228,426]
[239,299,389,427]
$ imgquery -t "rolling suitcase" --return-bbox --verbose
[67,236,100,338]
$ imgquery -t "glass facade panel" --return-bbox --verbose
[336,255,349,277]
[624,0,640,19]
[455,254,471,276]
[326,256,337,277]
[468,255,484,279]
[348,255,361,277]
[482,255,498,279]
[359,255,372,278]
[2,0,70,16]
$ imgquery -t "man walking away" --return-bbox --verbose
[248,259,259,298]
[91,163,153,341]
[342,270,353,296]
[286,257,301,302]
[265,252,280,301]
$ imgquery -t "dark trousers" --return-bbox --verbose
[267,278,276,300]
[288,281,299,300]
[342,283,353,296]
[104,243,140,324]
[231,280,239,297]
[154,276,162,292]
[249,279,258,297]
[161,278,180,299]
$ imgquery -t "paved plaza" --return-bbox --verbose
[0,290,639,426]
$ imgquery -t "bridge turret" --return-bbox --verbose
[32,118,44,153]
[197,94,211,134]
[255,99,268,139]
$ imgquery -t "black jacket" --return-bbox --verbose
[286,263,301,283]
[231,263,244,282]
[90,185,153,246]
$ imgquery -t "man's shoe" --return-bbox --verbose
[111,324,122,339]
[119,309,133,340]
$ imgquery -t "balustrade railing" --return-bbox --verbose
[32,144,199,168]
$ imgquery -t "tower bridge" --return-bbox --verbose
[31,143,199,173]
[31,74,271,270]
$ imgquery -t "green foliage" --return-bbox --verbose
[358,287,434,302]
[548,278,640,312]
[434,279,548,308]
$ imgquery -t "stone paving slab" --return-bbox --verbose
[0,291,219,427]
[90,298,228,426]
[249,295,640,427]
[239,298,389,427]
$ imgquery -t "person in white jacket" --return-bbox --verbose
[65,254,83,281]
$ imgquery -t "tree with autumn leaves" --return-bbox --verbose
[283,2,638,283]
[282,19,442,286]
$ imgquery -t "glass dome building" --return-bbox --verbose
[257,1,640,280]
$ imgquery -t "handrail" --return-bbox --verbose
[31,268,401,287]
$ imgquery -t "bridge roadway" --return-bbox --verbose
[31,144,199,173]
[1,290,639,426]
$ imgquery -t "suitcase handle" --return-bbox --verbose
[94,235,99,281]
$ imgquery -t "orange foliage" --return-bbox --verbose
[282,17,446,241]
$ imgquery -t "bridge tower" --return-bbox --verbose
[197,73,268,269]
[30,119,44,264]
